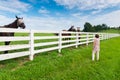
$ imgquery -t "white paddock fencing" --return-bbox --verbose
[0,28,119,61]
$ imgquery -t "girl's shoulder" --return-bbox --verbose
[94,38,97,40]
[94,38,100,41]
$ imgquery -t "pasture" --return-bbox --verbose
[0,34,120,80]
[101,29,120,33]
[2,28,114,61]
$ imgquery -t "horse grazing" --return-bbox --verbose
[0,16,26,54]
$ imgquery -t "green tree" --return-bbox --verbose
[102,24,108,30]
[83,22,110,32]
[118,26,120,34]
[83,22,94,32]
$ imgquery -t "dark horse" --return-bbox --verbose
[55,26,76,40]
[62,26,76,40]
[0,16,26,53]
[77,27,81,42]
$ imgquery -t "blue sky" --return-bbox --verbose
[0,0,120,31]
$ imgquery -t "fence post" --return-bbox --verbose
[104,33,105,40]
[86,33,89,45]
[110,34,112,38]
[106,34,108,39]
[58,31,62,53]
[29,29,34,61]
[100,33,102,40]
[76,32,78,48]
[109,34,110,38]
[106,33,108,39]
[102,34,104,40]
[104,34,106,39]
[93,34,95,42]
[108,34,109,39]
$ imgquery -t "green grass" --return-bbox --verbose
[0,33,59,54]
[101,29,120,33]
[0,35,120,80]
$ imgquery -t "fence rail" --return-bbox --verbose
[0,28,119,61]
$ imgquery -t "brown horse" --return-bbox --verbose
[62,26,76,40]
[77,27,81,42]
[55,26,76,40]
[0,16,26,53]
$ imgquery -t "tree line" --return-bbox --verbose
[83,22,120,32]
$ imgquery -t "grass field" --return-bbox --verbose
[0,34,120,80]
[101,29,120,33]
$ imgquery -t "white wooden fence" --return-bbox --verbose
[0,28,119,61]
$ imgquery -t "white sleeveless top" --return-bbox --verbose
[93,38,100,51]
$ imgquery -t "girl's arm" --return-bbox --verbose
[93,39,96,48]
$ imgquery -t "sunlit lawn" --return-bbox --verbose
[0,34,120,80]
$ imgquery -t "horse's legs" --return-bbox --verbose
[4,41,11,54]
[78,37,80,43]
[68,34,71,44]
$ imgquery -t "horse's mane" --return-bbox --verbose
[3,20,17,28]
[68,26,74,31]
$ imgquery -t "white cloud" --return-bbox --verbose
[54,0,120,10]
[29,0,49,4]
[0,15,14,25]
[25,10,120,30]
[71,13,82,17]
[0,6,21,13]
[91,9,102,14]
[25,16,79,31]
[38,7,50,14]
[1,10,120,31]
[0,0,31,13]
[90,10,120,27]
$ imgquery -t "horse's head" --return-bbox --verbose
[77,27,80,32]
[16,16,26,29]
[68,26,76,32]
